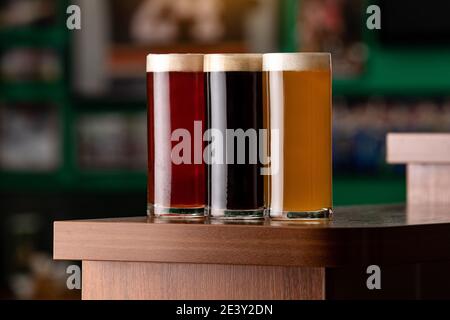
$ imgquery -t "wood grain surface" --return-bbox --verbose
[82,261,324,300]
[54,204,450,267]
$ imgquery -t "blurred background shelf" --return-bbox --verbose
[73,171,146,192]
[333,175,405,206]
[334,49,450,97]
[0,0,443,205]
[0,172,62,191]
[0,82,66,101]
[1,0,445,205]
[74,99,146,112]
[0,172,404,206]
[0,27,67,48]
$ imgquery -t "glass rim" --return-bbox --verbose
[204,53,262,72]
[263,52,331,72]
[146,53,204,72]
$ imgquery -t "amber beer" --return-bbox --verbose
[263,53,332,219]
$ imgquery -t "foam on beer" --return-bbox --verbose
[146,54,204,72]
[263,53,331,72]
[204,54,262,72]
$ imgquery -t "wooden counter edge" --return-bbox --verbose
[53,218,450,268]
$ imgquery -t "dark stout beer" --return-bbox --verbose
[204,54,264,219]
[147,54,205,218]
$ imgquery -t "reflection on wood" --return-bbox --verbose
[54,204,450,267]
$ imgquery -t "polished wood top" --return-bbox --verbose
[54,204,450,267]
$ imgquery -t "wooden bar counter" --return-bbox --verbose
[54,204,450,299]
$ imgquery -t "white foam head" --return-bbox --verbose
[146,54,203,72]
[263,53,331,71]
[204,54,262,72]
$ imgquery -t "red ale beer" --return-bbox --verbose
[147,54,205,218]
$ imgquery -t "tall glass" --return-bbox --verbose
[147,54,205,218]
[204,54,265,219]
[263,53,333,220]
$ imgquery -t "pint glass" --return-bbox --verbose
[147,54,205,218]
[204,54,265,219]
[263,53,332,220]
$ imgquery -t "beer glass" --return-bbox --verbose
[204,54,265,219]
[263,53,332,220]
[147,54,205,218]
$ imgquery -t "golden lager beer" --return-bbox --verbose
[263,53,332,220]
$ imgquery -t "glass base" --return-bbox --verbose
[147,204,205,219]
[207,207,265,220]
[270,208,333,221]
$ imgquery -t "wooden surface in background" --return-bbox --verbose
[82,261,324,300]
[387,133,450,206]
[54,204,450,267]
[408,164,450,205]
[387,133,450,164]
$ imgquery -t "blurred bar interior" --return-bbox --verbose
[1,0,450,299]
